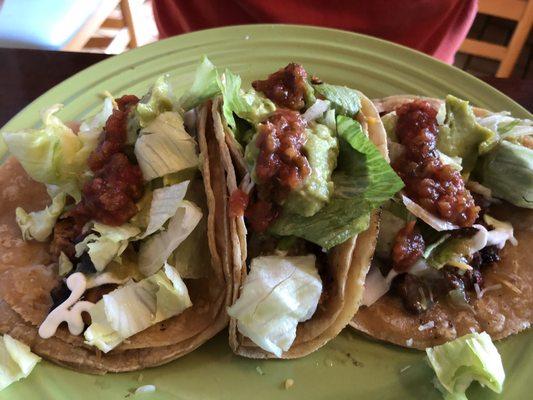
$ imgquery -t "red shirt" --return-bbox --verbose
[152,0,477,63]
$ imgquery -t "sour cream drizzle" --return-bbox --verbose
[38,272,94,339]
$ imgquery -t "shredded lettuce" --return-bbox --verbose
[15,185,66,242]
[136,75,177,127]
[0,334,41,391]
[134,112,199,181]
[476,140,533,208]
[138,200,202,276]
[426,332,505,400]
[227,255,322,357]
[217,69,276,131]
[79,95,116,135]
[313,83,361,117]
[140,181,189,238]
[437,95,496,173]
[402,195,459,232]
[270,116,403,249]
[170,179,211,279]
[75,223,140,272]
[483,215,517,249]
[2,105,98,201]
[177,56,221,112]
[476,112,532,143]
[84,264,192,352]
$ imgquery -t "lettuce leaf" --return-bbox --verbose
[75,223,141,272]
[134,112,199,181]
[217,69,275,131]
[270,116,403,249]
[140,181,189,238]
[313,83,361,117]
[426,332,505,400]
[177,56,221,112]
[15,185,66,242]
[136,75,177,127]
[84,263,192,352]
[227,255,321,357]
[170,179,211,279]
[0,334,41,391]
[2,105,98,201]
[138,200,202,276]
[437,95,496,173]
[476,140,533,208]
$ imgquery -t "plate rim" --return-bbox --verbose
[1,23,531,133]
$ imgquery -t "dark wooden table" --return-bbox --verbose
[0,48,531,127]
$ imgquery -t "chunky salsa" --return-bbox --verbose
[252,63,308,111]
[51,95,144,258]
[385,101,502,314]
[245,109,310,233]
[393,100,479,227]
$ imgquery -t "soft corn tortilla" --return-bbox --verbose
[350,95,533,349]
[217,94,386,358]
[0,103,231,374]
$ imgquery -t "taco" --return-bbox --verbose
[351,94,532,349]
[177,59,404,358]
[0,76,232,373]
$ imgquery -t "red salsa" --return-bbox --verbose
[243,109,310,232]
[252,63,309,111]
[393,100,479,227]
[229,189,249,218]
[391,221,425,272]
[51,95,144,258]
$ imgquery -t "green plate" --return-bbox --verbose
[0,25,530,400]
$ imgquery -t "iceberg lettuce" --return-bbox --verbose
[84,264,192,352]
[138,200,202,276]
[75,223,140,272]
[134,112,199,181]
[426,332,505,400]
[177,56,221,112]
[15,185,66,242]
[217,69,276,130]
[0,334,41,391]
[136,75,177,127]
[2,105,98,201]
[476,140,533,208]
[227,255,321,357]
[140,181,189,238]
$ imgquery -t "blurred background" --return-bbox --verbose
[0,0,531,78]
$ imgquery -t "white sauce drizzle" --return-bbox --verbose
[38,272,94,339]
[418,321,435,331]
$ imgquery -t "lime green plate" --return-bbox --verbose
[0,25,530,400]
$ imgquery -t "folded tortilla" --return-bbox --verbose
[0,103,232,374]
[350,95,533,349]
[214,94,386,358]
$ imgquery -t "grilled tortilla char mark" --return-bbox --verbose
[51,95,144,260]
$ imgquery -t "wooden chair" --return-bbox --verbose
[459,0,533,77]
[62,0,140,54]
